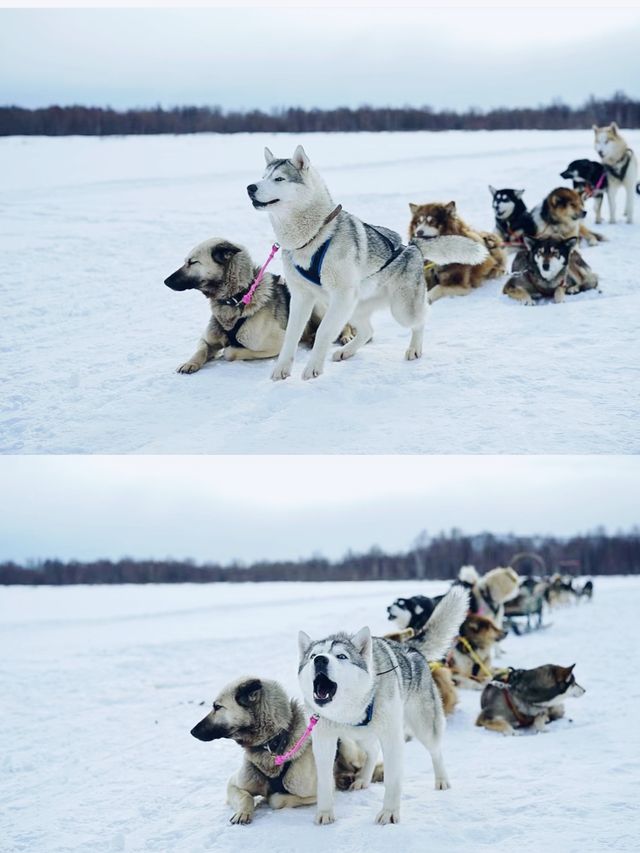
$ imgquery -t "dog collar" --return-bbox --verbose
[257,730,290,756]
[218,288,252,308]
[294,204,342,251]
[355,698,375,727]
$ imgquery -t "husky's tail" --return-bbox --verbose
[416,586,469,661]
[411,234,490,267]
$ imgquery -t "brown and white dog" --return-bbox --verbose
[408,201,507,301]
[531,187,604,246]
[593,122,638,224]
[446,613,507,690]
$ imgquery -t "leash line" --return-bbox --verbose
[241,242,280,306]
[273,713,318,766]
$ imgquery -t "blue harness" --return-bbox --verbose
[293,224,404,287]
[355,699,375,727]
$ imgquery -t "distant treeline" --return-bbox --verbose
[1,93,639,137]
[2,529,638,585]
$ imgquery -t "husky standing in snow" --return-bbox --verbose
[247,146,488,381]
[297,586,468,825]
[593,123,638,224]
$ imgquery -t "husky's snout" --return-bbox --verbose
[246,184,257,197]
[314,654,329,674]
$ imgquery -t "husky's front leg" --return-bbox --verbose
[271,287,316,381]
[594,193,604,224]
[375,720,405,825]
[607,183,618,223]
[302,288,357,380]
[312,729,338,825]
[624,176,636,223]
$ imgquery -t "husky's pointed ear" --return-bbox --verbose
[409,202,420,214]
[235,678,262,708]
[488,185,497,197]
[592,124,599,133]
[523,235,537,252]
[564,236,578,252]
[610,122,620,135]
[264,147,275,165]
[298,630,312,660]
[351,626,372,658]
[292,145,310,171]
[515,189,525,198]
[445,200,456,214]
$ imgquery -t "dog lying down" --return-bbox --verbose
[164,238,355,373]
[190,676,383,825]
[476,664,585,736]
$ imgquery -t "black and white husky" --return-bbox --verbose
[489,186,536,246]
[248,146,488,381]
[298,586,468,825]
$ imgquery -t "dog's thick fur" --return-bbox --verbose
[165,239,291,372]
[447,613,507,689]
[408,201,507,301]
[489,186,536,247]
[503,236,599,305]
[298,587,468,825]
[475,664,585,735]
[593,123,639,224]
[531,187,604,246]
[190,676,382,824]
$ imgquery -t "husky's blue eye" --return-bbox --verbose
[336,653,347,660]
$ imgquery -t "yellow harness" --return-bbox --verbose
[455,636,493,679]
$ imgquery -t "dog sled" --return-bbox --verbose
[504,553,551,635]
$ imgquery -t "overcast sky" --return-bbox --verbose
[2,6,639,112]
[0,456,637,565]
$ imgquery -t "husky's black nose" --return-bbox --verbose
[247,184,257,196]
[314,655,329,673]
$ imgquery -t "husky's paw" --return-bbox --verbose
[271,360,292,381]
[332,347,354,361]
[435,778,451,791]
[349,778,370,791]
[404,346,422,361]
[302,363,323,380]
[375,808,400,825]
[176,361,201,374]
[229,811,253,825]
[315,809,335,825]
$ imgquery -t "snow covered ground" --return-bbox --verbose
[1,130,639,453]
[2,576,639,853]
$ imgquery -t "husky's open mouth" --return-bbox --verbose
[252,198,280,209]
[313,672,337,705]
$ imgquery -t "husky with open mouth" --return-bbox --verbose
[247,146,488,381]
[297,586,468,825]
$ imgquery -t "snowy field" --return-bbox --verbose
[1,130,640,454]
[2,576,639,853]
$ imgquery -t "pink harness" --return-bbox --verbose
[241,242,280,305]
[273,714,319,766]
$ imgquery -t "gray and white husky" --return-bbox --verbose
[248,146,488,381]
[298,586,469,825]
